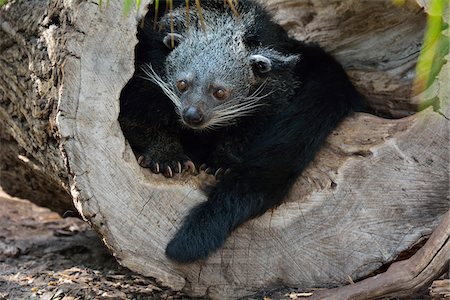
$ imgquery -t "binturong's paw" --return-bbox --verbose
[165,202,229,263]
[137,153,195,178]
[199,163,231,181]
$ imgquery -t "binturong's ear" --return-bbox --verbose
[163,33,183,49]
[249,55,272,73]
[249,50,300,74]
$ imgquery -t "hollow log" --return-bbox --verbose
[0,0,448,299]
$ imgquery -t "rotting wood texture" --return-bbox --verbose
[0,0,448,299]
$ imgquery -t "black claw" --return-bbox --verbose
[137,153,195,177]
[184,160,196,173]
[137,155,145,166]
[164,166,173,178]
[214,168,225,179]
[150,162,160,174]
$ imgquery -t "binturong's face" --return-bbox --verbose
[142,6,299,130]
[165,16,256,130]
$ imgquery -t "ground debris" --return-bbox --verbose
[0,191,190,299]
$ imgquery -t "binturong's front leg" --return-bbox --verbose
[119,77,195,177]
[165,169,293,263]
[165,121,323,262]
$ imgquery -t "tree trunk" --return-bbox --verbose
[0,0,448,299]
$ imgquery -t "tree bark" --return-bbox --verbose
[0,0,74,214]
[0,0,448,299]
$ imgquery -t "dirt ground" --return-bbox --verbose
[0,190,441,300]
[0,190,192,300]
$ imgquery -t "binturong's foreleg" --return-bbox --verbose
[165,84,355,263]
[119,77,194,177]
[165,173,286,263]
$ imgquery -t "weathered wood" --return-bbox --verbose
[310,210,450,299]
[0,0,448,299]
[0,0,74,214]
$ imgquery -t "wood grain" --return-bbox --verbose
[310,210,450,299]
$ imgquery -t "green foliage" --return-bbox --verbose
[0,0,8,7]
[392,0,406,6]
[414,0,449,108]
[122,0,139,15]
[98,0,142,15]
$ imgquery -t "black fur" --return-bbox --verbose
[119,0,364,263]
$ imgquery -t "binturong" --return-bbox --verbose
[119,0,365,263]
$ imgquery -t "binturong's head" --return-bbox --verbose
[141,2,299,130]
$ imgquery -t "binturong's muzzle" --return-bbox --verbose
[182,106,204,127]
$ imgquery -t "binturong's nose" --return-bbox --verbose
[182,106,204,126]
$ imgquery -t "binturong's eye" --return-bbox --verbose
[176,80,188,92]
[213,88,228,100]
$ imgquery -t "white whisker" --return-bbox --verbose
[248,79,268,98]
[139,63,182,109]
[207,95,268,128]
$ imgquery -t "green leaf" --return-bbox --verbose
[414,0,450,109]
[122,0,133,16]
